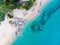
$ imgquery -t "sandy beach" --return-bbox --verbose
[0,0,50,45]
[24,0,49,21]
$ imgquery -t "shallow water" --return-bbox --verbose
[12,0,60,45]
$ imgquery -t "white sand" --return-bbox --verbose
[0,0,50,45]
[0,16,16,45]
[24,0,50,21]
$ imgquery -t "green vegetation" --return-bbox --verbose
[7,14,13,18]
[0,0,36,22]
[0,12,5,21]
[17,3,22,9]
[1,0,36,10]
[22,0,36,10]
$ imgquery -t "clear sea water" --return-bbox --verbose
[12,0,60,45]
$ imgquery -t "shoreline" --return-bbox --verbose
[24,0,50,21]
[0,0,50,45]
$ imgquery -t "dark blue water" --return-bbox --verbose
[12,0,60,45]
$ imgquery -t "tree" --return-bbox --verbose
[9,0,14,3]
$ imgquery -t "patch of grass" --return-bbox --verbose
[7,14,13,18]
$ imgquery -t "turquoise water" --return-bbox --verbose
[12,0,60,45]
